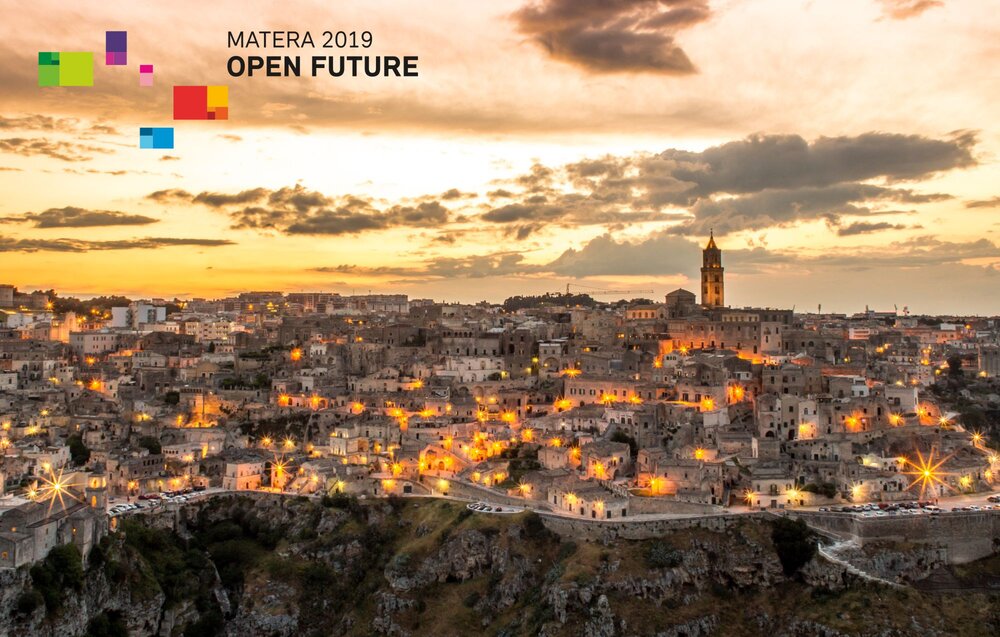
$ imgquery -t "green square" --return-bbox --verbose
[39,64,59,86]
[38,52,59,65]
[58,52,93,86]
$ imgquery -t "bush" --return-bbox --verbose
[29,543,84,613]
[462,591,481,608]
[68,434,91,466]
[610,430,638,457]
[557,540,578,561]
[645,542,684,569]
[138,436,161,455]
[802,482,838,499]
[184,609,224,637]
[15,590,43,615]
[85,611,128,637]
[771,517,816,576]
[521,511,550,541]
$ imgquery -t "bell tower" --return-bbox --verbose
[701,231,724,308]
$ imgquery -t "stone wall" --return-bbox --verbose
[540,511,766,542]
[432,478,536,508]
[794,510,1000,564]
[627,496,723,516]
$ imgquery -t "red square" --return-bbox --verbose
[174,85,208,119]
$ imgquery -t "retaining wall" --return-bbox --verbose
[794,510,1000,564]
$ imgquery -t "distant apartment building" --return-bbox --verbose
[69,331,119,356]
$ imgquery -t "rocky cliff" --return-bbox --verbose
[1,494,997,637]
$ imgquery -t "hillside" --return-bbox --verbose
[1,495,998,637]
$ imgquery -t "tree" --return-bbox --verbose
[771,517,816,576]
[138,436,162,455]
[947,355,964,378]
[610,430,638,457]
[67,434,91,466]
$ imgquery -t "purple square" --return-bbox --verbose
[106,31,127,52]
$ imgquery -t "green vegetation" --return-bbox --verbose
[219,372,271,390]
[28,543,84,614]
[84,611,128,637]
[502,293,596,312]
[137,436,161,455]
[645,542,684,569]
[770,517,816,576]
[67,433,91,466]
[801,481,838,498]
[610,429,638,457]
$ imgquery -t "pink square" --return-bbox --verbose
[140,75,153,87]
[140,64,153,73]
[105,52,115,65]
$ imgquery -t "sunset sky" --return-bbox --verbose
[1,0,998,313]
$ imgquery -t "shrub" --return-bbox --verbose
[85,611,128,637]
[15,590,43,615]
[645,542,683,569]
[463,591,481,608]
[29,544,84,613]
[771,517,816,576]
[68,434,91,466]
[557,540,578,561]
[521,511,550,540]
[138,436,161,455]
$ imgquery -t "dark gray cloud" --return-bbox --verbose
[675,183,944,234]
[965,196,1000,209]
[835,221,908,236]
[513,0,710,74]
[0,236,233,253]
[0,206,158,228]
[0,115,119,136]
[648,132,975,202]
[317,252,533,279]
[146,189,193,202]
[878,0,942,20]
[0,137,114,162]
[440,188,476,200]
[492,132,973,235]
[315,232,1000,283]
[140,131,974,241]
[154,185,453,236]
[544,232,700,276]
[193,188,270,208]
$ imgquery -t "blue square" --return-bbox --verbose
[139,127,173,149]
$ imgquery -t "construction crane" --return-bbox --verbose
[563,283,654,296]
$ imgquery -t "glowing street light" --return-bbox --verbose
[850,482,866,502]
[903,449,951,500]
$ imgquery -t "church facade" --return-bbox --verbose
[660,235,794,359]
